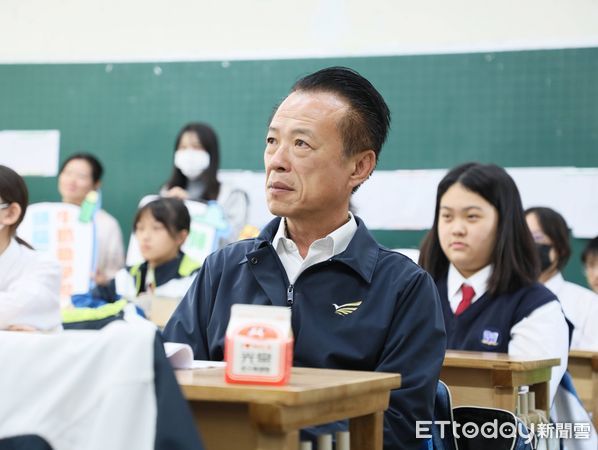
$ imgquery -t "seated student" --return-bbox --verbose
[163,67,446,449]
[93,197,200,304]
[0,165,61,331]
[58,152,125,284]
[525,207,598,350]
[582,236,598,294]
[419,162,568,402]
[161,122,249,240]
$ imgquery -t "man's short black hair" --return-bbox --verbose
[291,66,391,162]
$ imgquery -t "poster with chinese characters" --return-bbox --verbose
[18,202,94,307]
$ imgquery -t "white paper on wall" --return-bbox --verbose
[218,167,598,239]
[0,130,60,176]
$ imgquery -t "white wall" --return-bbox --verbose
[1,0,598,63]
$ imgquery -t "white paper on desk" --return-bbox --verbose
[0,130,60,176]
[164,342,226,369]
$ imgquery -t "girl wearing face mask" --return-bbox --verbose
[0,165,61,331]
[419,162,569,404]
[58,153,125,285]
[525,207,598,350]
[161,123,249,240]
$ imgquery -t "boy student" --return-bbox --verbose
[163,67,447,449]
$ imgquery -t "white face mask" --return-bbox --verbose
[174,149,211,180]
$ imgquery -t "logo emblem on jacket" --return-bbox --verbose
[333,301,362,316]
[481,329,500,346]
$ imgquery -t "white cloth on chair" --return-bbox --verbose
[0,320,157,450]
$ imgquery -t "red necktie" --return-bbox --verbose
[455,284,475,316]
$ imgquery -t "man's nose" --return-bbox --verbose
[266,144,291,172]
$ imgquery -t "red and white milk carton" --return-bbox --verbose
[224,304,293,385]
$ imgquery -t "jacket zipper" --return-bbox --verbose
[287,284,294,306]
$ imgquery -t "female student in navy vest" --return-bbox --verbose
[419,162,569,402]
[0,165,61,331]
[525,207,598,350]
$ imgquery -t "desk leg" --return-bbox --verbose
[256,430,298,450]
[349,411,383,450]
[493,386,517,411]
[590,371,598,430]
[530,381,549,414]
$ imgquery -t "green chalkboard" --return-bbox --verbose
[1,47,597,285]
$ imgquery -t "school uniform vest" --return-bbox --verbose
[436,277,555,353]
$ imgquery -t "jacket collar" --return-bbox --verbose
[248,216,379,283]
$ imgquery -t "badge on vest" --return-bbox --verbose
[333,301,362,316]
[481,328,500,346]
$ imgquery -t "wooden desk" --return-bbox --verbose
[441,350,559,413]
[176,367,401,450]
[568,350,598,428]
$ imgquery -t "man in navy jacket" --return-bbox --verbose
[163,67,446,449]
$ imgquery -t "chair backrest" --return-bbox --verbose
[432,380,457,450]
[452,406,533,450]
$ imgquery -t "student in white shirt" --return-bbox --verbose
[58,153,125,284]
[0,165,61,331]
[526,206,598,350]
[419,162,569,402]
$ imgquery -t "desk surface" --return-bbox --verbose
[443,350,560,371]
[176,366,402,405]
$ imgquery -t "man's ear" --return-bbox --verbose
[1,203,22,226]
[348,150,376,189]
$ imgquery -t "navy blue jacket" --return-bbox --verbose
[163,217,446,449]
[435,277,555,353]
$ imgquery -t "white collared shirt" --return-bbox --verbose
[447,263,568,403]
[447,264,492,313]
[544,271,598,351]
[272,212,357,284]
[0,238,62,330]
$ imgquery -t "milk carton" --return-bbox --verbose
[224,304,293,385]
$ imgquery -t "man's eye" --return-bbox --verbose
[295,139,310,148]
[266,137,276,145]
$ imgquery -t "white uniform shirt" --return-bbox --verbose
[272,213,357,284]
[447,264,569,403]
[545,272,598,351]
[0,238,62,330]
